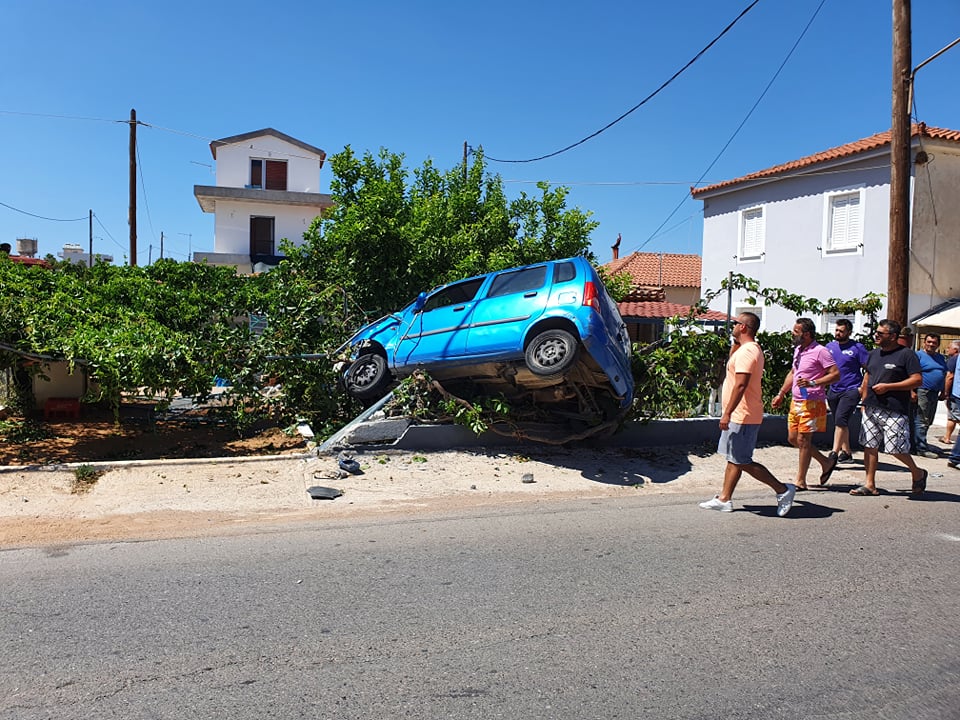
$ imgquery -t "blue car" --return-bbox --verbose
[337,257,634,422]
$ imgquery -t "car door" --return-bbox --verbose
[393,277,484,366]
[464,264,550,357]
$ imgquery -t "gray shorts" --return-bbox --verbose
[718,422,760,465]
[948,396,960,423]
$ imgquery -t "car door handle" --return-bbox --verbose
[523,291,538,298]
[453,305,466,311]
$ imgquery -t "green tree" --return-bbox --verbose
[294,146,598,317]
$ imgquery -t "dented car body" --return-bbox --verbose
[337,257,634,423]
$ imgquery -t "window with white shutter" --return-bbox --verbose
[824,190,863,255]
[739,207,764,261]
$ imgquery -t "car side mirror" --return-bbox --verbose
[413,292,427,313]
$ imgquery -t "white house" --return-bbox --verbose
[692,124,960,334]
[193,128,334,273]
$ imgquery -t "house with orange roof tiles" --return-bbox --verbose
[603,245,726,344]
[691,123,960,334]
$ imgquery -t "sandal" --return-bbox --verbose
[911,469,928,496]
[819,455,838,485]
[850,485,879,496]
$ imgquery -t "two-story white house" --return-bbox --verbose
[193,128,334,273]
[693,124,960,333]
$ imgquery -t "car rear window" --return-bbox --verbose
[487,266,547,298]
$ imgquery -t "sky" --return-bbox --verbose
[3,0,959,267]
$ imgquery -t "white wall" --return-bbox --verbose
[215,135,322,192]
[212,199,323,255]
[909,142,960,314]
[700,157,892,332]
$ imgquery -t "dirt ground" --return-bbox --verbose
[2,415,956,548]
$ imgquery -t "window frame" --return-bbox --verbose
[821,186,865,257]
[249,158,288,191]
[737,205,765,263]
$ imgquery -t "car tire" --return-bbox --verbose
[524,329,579,377]
[344,353,392,401]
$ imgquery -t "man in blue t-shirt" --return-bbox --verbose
[913,332,947,457]
[825,319,869,464]
[940,340,960,444]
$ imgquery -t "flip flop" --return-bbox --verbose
[819,455,838,485]
[850,485,879,496]
[911,469,928,496]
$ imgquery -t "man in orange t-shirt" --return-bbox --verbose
[699,312,796,517]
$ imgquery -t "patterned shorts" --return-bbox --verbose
[860,405,910,454]
[788,399,828,434]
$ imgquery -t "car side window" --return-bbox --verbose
[422,278,484,313]
[486,266,547,299]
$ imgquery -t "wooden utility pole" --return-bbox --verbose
[463,141,468,182]
[888,0,911,325]
[88,209,93,268]
[160,231,164,259]
[129,108,138,266]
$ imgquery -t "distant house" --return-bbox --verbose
[692,123,960,333]
[604,248,726,344]
[193,128,334,273]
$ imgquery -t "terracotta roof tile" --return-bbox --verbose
[604,252,702,288]
[618,301,727,321]
[4,256,49,267]
[623,286,666,302]
[691,124,960,197]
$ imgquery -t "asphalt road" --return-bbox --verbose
[3,487,960,719]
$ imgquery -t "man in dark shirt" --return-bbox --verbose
[853,319,927,496]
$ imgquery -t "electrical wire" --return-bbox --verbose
[135,136,158,247]
[0,109,122,124]
[484,0,762,164]
[630,0,827,255]
[0,201,87,222]
[93,214,127,254]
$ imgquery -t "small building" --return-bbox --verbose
[604,247,725,344]
[193,128,334,273]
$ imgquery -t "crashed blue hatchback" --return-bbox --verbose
[336,257,634,423]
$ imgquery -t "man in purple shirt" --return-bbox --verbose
[825,319,869,463]
[772,317,840,490]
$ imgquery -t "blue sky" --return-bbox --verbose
[3,0,959,266]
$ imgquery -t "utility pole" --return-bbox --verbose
[88,209,93,268]
[160,231,164,259]
[463,141,468,182]
[179,232,192,261]
[888,0,911,325]
[129,108,138,266]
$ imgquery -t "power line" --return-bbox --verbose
[135,136,157,245]
[630,0,827,255]
[0,109,122,124]
[0,200,87,222]
[484,0,762,164]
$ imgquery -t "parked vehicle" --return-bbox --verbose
[336,257,634,423]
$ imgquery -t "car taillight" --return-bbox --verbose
[582,281,601,313]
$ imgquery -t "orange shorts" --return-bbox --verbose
[788,399,828,434]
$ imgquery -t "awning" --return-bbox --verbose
[912,299,960,329]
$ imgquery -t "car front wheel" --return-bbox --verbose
[344,353,392,401]
[524,329,579,377]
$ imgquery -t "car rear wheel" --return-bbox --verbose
[344,353,392,401]
[524,329,579,377]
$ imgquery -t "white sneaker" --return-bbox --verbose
[776,483,796,517]
[699,496,733,512]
